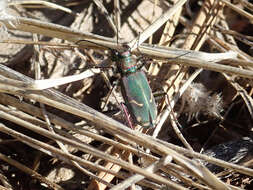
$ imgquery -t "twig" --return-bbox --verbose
[110,155,173,190]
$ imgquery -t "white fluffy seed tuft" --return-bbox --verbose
[181,83,223,121]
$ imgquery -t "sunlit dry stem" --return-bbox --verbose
[110,155,173,190]
[9,0,74,14]
[128,0,187,51]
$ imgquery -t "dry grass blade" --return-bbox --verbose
[165,57,253,79]
[0,64,201,188]
[220,0,253,22]
[238,0,253,12]
[2,11,251,87]
[87,148,126,190]
[168,108,193,150]
[114,0,121,35]
[0,63,248,189]
[173,156,232,190]
[196,164,240,190]
[154,68,202,132]
[0,8,240,63]
[0,0,253,189]
[110,155,172,190]
[92,0,118,35]
[0,122,118,184]
[9,0,74,14]
[223,73,253,120]
[0,107,186,189]
[0,68,100,90]
[0,16,115,47]
[157,139,253,177]
[0,151,64,190]
[128,0,187,50]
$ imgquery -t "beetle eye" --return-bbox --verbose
[112,51,118,56]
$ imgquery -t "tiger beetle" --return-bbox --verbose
[111,45,157,128]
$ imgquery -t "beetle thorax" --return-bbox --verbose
[119,51,137,74]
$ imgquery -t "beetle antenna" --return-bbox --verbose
[76,39,113,51]
[76,39,119,66]
[175,52,191,59]
[116,25,119,45]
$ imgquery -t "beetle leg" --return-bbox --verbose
[120,103,134,129]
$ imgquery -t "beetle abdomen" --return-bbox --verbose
[121,71,157,128]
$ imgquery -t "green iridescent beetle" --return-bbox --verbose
[111,46,157,128]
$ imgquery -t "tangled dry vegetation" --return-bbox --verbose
[0,0,253,189]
